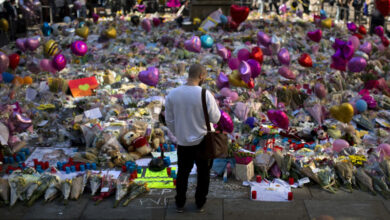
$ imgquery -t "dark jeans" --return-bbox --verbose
[175,144,213,208]
[269,2,279,14]
[340,6,349,21]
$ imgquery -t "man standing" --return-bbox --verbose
[165,64,221,213]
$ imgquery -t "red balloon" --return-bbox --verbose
[8,53,20,70]
[353,33,364,40]
[381,36,390,47]
[376,0,390,17]
[230,4,249,24]
[358,25,367,35]
[251,46,263,64]
[298,53,313,67]
[247,78,254,89]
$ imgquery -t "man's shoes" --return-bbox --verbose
[197,207,205,213]
[176,207,184,213]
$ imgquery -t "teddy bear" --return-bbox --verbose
[150,128,165,150]
[120,121,151,160]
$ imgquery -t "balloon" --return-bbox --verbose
[152,17,160,27]
[267,109,289,130]
[333,39,354,60]
[361,95,377,108]
[348,36,360,51]
[247,59,261,78]
[23,76,33,85]
[216,43,231,60]
[376,0,390,16]
[220,87,238,102]
[251,46,263,64]
[26,37,40,51]
[76,26,89,39]
[381,36,390,47]
[247,78,254,89]
[71,41,88,56]
[333,139,350,153]
[0,18,9,31]
[375,26,384,36]
[43,40,59,57]
[347,22,357,32]
[307,29,322,43]
[239,61,251,83]
[230,4,249,24]
[219,110,234,133]
[359,42,372,54]
[138,66,159,86]
[237,48,250,61]
[74,1,82,10]
[314,82,327,99]
[321,18,332,28]
[1,72,14,83]
[217,72,230,89]
[0,52,10,73]
[257,31,271,46]
[228,57,240,70]
[330,103,354,123]
[41,22,52,36]
[105,27,117,39]
[228,70,248,88]
[277,66,295,80]
[378,143,390,158]
[184,36,201,53]
[63,16,71,24]
[355,99,368,113]
[245,117,257,128]
[348,57,367,72]
[40,59,56,73]
[228,18,239,30]
[51,54,67,71]
[131,15,140,26]
[200,35,214,49]
[277,48,290,65]
[8,53,20,70]
[358,25,367,35]
[142,19,152,32]
[92,13,100,23]
[298,53,313,67]
[16,38,27,52]
[220,14,228,24]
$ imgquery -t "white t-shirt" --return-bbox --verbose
[165,85,221,146]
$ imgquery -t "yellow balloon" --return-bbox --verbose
[76,26,89,39]
[330,103,354,123]
[105,27,117,39]
[321,18,332,29]
[0,18,9,31]
[43,40,59,57]
[228,70,248,88]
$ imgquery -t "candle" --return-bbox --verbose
[289,177,294,185]
[252,191,257,199]
[288,192,293,200]
[122,165,127,172]
[167,167,172,176]
[256,175,262,183]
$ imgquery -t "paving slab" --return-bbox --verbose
[383,200,390,214]
[308,185,383,201]
[292,187,312,200]
[0,202,29,220]
[22,196,89,220]
[165,198,223,220]
[304,200,390,220]
[224,199,309,220]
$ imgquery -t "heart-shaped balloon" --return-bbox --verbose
[257,31,271,46]
[76,26,89,39]
[40,59,57,73]
[267,109,289,130]
[278,66,295,80]
[105,27,117,39]
[277,48,290,65]
[314,82,327,99]
[237,48,250,61]
[152,17,161,27]
[216,43,231,60]
[239,61,251,83]
[298,53,313,67]
[358,25,367,35]
[228,17,239,30]
[218,110,234,133]
[138,66,159,86]
[230,4,249,24]
[375,26,385,36]
[142,19,152,32]
[347,22,357,32]
[92,13,99,23]
[220,87,238,102]
[348,36,360,51]
[184,36,201,53]
[43,39,59,57]
[321,18,332,28]
[247,59,261,78]
[333,139,350,152]
[8,53,20,70]
[348,57,367,72]
[71,40,88,56]
[16,38,27,52]
[51,54,67,71]
[307,29,322,43]
[26,37,40,51]
[228,57,240,70]
[228,70,248,88]
[42,22,52,36]
[376,0,390,16]
[200,35,214,49]
[331,50,347,71]
[359,42,372,54]
[0,52,10,73]
[217,72,230,89]
[330,103,354,123]
[251,46,263,64]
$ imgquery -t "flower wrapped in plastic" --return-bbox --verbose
[70,173,89,200]
[0,177,10,205]
[44,174,61,203]
[89,173,102,196]
[27,173,60,207]
[93,174,116,205]
[335,160,354,192]
[254,151,275,178]
[8,168,40,206]
[114,173,131,208]
[355,168,376,195]
[61,179,72,205]
[364,162,390,199]
[122,183,149,207]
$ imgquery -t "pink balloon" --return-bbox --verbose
[307,29,322,43]
[71,40,88,56]
[247,59,261,78]
[218,110,234,133]
[239,61,251,83]
[0,52,9,73]
[267,109,289,130]
[184,36,201,53]
[348,57,367,72]
[348,36,360,51]
[216,72,230,89]
[142,19,152,32]
[216,43,231,60]
[333,139,350,153]
[26,37,40,51]
[359,42,372,54]
[257,31,271,46]
[16,38,27,52]
[40,59,57,73]
[278,66,295,80]
[51,54,67,71]
[138,66,159,86]
[237,48,250,61]
[228,57,240,70]
[314,82,327,99]
[220,87,238,102]
[378,143,390,157]
[277,48,290,65]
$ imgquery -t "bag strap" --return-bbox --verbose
[201,88,211,132]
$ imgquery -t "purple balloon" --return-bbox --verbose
[184,36,201,53]
[247,59,261,78]
[347,22,357,32]
[216,72,230,89]
[40,59,57,73]
[228,57,240,70]
[278,66,295,80]
[219,110,234,133]
[375,26,384,37]
[26,37,40,51]
[239,61,252,83]
[0,52,9,73]
[348,57,367,72]
[267,109,289,130]
[314,82,327,99]
[51,54,67,71]
[71,41,88,56]
[257,31,271,46]
[331,50,348,71]
[138,66,159,86]
[16,38,27,52]
[359,42,372,54]
[277,48,290,65]
[216,43,231,60]
[237,48,250,61]
[348,36,360,51]
[142,19,152,32]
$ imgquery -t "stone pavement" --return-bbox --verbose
[2,178,390,220]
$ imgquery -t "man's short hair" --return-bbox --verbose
[188,64,206,79]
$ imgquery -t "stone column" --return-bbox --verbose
[190,0,233,20]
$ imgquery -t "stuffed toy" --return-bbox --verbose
[311,126,329,144]
[150,128,165,150]
[120,121,151,159]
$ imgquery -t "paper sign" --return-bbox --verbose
[68,76,99,97]
[151,151,178,163]
[136,158,152,167]
[26,88,37,101]
[84,108,102,119]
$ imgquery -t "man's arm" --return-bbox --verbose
[206,90,221,124]
[164,95,175,135]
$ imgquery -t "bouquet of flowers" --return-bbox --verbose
[122,183,149,207]
[273,151,293,180]
[254,151,275,178]
[61,179,72,205]
[89,173,102,196]
[27,173,59,207]
[300,161,337,193]
[8,168,40,206]
[0,177,10,205]
[114,173,131,208]
[70,173,89,200]
[355,168,376,195]
[335,160,354,192]
[44,174,61,202]
[93,174,116,205]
